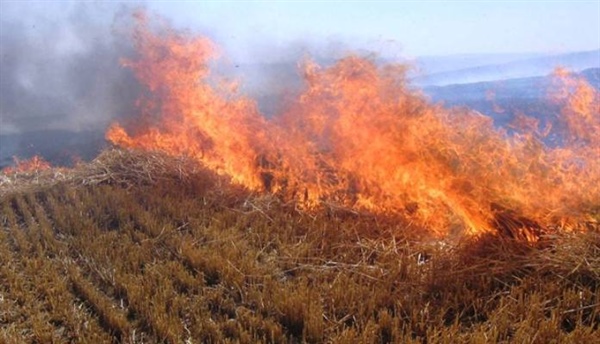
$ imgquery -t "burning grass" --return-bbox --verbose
[1,9,598,343]
[1,149,599,343]
[105,11,600,238]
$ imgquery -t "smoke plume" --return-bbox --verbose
[0,3,141,135]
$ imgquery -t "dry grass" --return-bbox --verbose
[0,149,208,196]
[1,149,599,343]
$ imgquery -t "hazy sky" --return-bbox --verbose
[2,1,599,59]
[147,1,600,59]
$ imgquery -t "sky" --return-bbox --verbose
[1,1,599,135]
[151,1,600,59]
[2,1,600,58]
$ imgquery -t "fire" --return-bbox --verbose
[107,12,600,237]
[2,155,51,175]
[551,67,600,147]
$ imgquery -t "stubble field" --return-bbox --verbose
[0,149,598,343]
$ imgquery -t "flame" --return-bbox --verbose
[107,13,600,237]
[2,155,51,175]
[550,67,600,147]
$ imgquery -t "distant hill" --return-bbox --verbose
[423,68,600,127]
[412,52,549,76]
[414,50,600,86]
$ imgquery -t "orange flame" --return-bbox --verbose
[2,156,52,175]
[550,67,600,148]
[107,13,599,237]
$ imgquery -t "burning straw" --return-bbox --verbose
[104,11,599,239]
[2,11,597,240]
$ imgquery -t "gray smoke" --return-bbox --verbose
[0,2,141,135]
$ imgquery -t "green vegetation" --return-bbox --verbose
[1,149,599,343]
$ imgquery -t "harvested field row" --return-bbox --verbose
[1,151,599,343]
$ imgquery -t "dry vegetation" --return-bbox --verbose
[1,149,599,343]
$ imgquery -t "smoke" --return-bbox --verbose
[215,38,399,118]
[0,3,372,167]
[0,3,368,132]
[0,2,141,135]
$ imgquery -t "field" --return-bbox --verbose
[1,149,599,343]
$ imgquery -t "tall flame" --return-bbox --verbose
[107,12,599,237]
